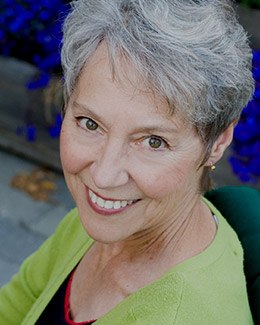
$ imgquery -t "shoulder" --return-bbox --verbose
[167,195,253,324]
[20,209,93,324]
[36,207,93,272]
[0,208,91,325]
[172,236,252,324]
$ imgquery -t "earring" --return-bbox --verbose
[210,162,216,171]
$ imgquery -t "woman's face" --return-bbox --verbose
[60,46,206,244]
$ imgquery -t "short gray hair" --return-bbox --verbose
[61,0,254,149]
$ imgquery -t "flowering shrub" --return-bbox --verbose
[0,0,69,141]
[230,50,260,182]
[0,0,69,89]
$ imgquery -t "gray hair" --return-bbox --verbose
[61,0,254,152]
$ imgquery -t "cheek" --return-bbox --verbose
[60,126,89,175]
[131,157,199,199]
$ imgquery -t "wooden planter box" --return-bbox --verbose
[0,57,62,171]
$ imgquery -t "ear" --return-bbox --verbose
[205,123,235,166]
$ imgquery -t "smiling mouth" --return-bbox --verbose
[88,189,140,211]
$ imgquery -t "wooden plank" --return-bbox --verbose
[0,126,62,172]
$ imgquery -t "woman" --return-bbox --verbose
[0,0,255,324]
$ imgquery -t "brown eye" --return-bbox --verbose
[148,136,163,149]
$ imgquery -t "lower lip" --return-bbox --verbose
[86,188,134,216]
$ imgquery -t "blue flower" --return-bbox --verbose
[0,0,70,89]
[26,124,37,142]
[26,72,51,90]
[48,113,63,138]
[231,50,260,182]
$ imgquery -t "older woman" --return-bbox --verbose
[0,0,255,324]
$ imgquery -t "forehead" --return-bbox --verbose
[73,43,191,132]
[79,43,155,102]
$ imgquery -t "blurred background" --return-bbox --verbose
[0,0,259,286]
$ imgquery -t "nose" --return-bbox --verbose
[89,139,129,189]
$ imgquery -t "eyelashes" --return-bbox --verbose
[75,116,170,151]
[76,117,99,131]
[141,136,169,150]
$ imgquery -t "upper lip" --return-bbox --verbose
[87,187,140,202]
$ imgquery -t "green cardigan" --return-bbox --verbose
[0,199,253,324]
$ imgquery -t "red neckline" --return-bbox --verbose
[64,270,97,325]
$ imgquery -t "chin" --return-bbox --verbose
[77,210,135,244]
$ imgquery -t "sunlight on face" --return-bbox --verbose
[60,44,205,244]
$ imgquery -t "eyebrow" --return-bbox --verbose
[72,101,179,135]
[131,125,179,136]
[72,101,106,125]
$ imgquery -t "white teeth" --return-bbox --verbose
[92,192,97,204]
[104,200,114,209]
[89,189,136,210]
[113,201,121,210]
[97,197,105,208]
[121,200,128,208]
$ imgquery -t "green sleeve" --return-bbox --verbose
[0,208,79,324]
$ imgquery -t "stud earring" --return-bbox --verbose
[210,162,216,171]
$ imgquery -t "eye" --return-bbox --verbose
[77,117,99,131]
[144,136,168,150]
